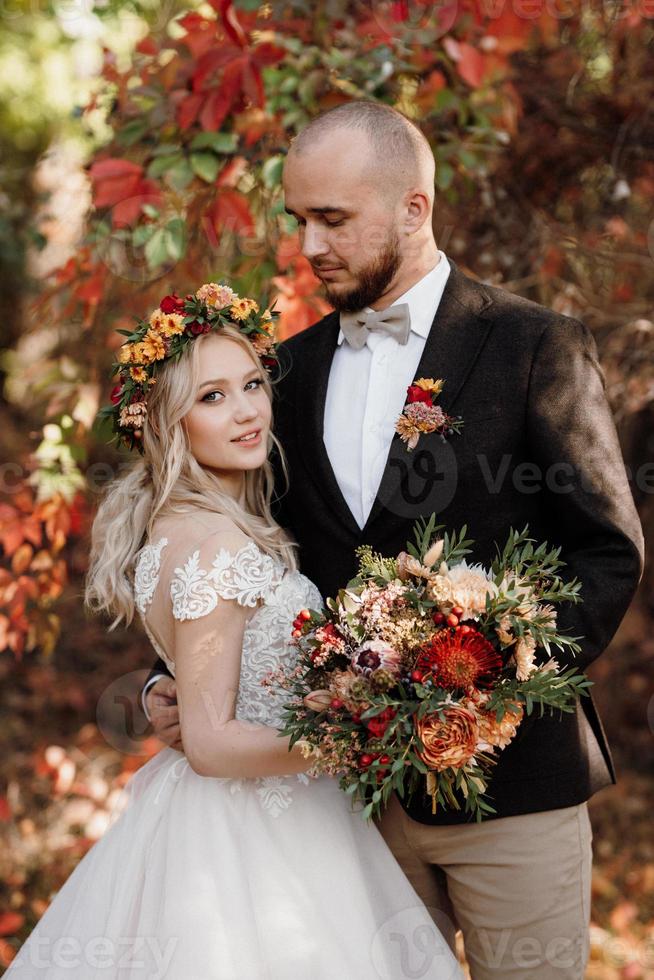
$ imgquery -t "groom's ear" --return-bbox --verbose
[402,188,433,235]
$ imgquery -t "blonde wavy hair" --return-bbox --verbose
[85,325,297,629]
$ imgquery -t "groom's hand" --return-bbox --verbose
[147,677,182,751]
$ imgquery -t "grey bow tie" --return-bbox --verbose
[339,303,411,350]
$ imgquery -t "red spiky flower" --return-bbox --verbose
[414,626,502,691]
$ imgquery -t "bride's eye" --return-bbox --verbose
[246,377,264,391]
[201,390,224,403]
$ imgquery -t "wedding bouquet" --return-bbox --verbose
[269,516,592,822]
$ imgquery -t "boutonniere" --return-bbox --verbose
[395,377,464,451]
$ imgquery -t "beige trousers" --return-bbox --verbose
[374,793,593,979]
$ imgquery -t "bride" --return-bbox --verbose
[6,289,461,979]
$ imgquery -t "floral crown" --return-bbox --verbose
[98,282,279,453]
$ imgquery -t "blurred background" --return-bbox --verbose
[0,1,652,975]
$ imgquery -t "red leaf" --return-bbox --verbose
[136,36,158,56]
[76,271,105,307]
[177,11,209,33]
[241,61,264,108]
[211,0,248,47]
[89,158,143,208]
[112,180,163,229]
[0,913,24,937]
[192,46,240,92]
[251,42,286,69]
[207,189,255,237]
[177,92,204,132]
[178,13,217,60]
[199,60,245,131]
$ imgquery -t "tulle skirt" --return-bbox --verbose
[7,748,461,979]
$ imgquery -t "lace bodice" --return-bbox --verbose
[134,528,323,729]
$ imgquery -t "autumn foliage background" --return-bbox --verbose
[1,1,653,975]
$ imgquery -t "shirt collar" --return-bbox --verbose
[336,250,451,346]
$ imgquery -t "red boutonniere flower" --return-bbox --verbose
[395,377,464,451]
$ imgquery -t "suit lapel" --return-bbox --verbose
[292,262,495,539]
[294,311,363,537]
[362,262,494,534]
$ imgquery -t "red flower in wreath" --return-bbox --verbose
[159,293,186,314]
[185,320,211,337]
[415,626,502,691]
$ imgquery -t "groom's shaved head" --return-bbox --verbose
[283,101,439,312]
[287,101,435,206]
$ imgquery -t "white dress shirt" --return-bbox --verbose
[142,251,452,718]
[323,250,451,529]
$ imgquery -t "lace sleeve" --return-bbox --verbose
[170,536,284,621]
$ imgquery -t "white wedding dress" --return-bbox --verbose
[8,512,460,980]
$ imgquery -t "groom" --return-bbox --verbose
[142,102,643,977]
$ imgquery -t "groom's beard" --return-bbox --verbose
[320,230,402,313]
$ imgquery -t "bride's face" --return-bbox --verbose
[183,335,272,483]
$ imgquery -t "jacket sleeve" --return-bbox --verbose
[526,316,644,671]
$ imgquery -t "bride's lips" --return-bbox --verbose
[231,428,262,447]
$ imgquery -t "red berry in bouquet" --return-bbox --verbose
[414,626,502,690]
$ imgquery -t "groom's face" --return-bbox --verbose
[283,131,404,312]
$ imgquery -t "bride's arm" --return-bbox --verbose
[173,598,311,778]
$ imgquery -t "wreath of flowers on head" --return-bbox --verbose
[98,282,280,454]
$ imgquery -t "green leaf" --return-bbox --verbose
[164,218,186,262]
[190,151,221,184]
[117,118,149,147]
[132,223,155,248]
[150,143,183,157]
[167,158,195,191]
[436,162,455,191]
[189,131,239,153]
[144,227,169,268]
[147,153,183,179]
[262,154,284,189]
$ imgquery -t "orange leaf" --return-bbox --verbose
[455,41,488,88]
[272,291,331,340]
[11,543,33,576]
[0,507,42,557]
[0,615,9,650]
[0,938,16,967]
[216,157,249,188]
[480,7,541,54]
